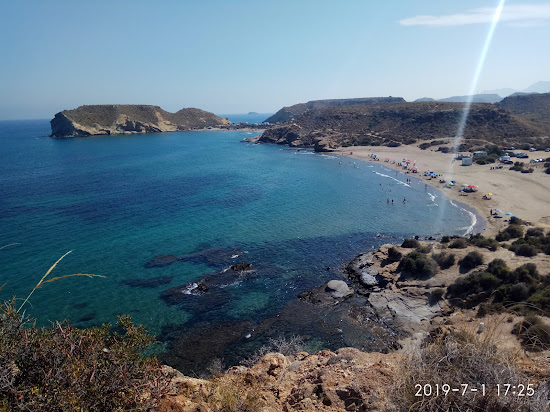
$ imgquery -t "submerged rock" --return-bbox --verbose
[121,276,173,288]
[144,254,178,268]
[178,247,245,268]
[160,262,254,306]
[230,262,252,272]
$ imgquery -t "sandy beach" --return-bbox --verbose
[342,145,550,237]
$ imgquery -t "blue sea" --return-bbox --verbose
[0,119,481,370]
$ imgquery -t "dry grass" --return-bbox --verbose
[17,250,105,312]
[392,315,550,411]
[207,374,265,412]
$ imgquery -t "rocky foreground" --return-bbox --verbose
[154,233,550,411]
[50,105,230,137]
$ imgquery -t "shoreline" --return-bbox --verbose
[337,145,550,237]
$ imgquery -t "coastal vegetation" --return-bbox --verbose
[0,252,171,411]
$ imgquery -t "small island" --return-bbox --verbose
[50,105,231,138]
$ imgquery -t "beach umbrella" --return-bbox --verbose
[461,184,468,187]
[505,212,512,215]
[451,180,456,183]
[485,193,492,196]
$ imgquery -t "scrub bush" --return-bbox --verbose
[401,238,420,248]
[432,252,456,269]
[448,238,468,249]
[459,251,484,271]
[398,251,438,279]
[0,301,171,411]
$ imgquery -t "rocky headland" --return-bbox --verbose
[255,94,550,151]
[50,105,231,138]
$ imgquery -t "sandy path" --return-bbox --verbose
[339,146,550,237]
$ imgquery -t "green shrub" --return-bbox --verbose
[416,245,432,254]
[447,271,500,306]
[448,238,468,249]
[440,236,450,244]
[528,286,550,311]
[486,258,510,279]
[504,224,524,239]
[508,283,530,302]
[398,251,438,278]
[401,238,420,248]
[387,247,403,262]
[432,252,456,269]
[526,227,545,237]
[459,251,484,271]
[429,288,445,303]
[510,216,526,225]
[495,231,511,242]
[0,301,171,411]
[468,234,499,251]
[513,243,539,257]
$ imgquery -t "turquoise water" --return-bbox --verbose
[0,119,479,365]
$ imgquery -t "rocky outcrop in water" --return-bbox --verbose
[50,105,230,138]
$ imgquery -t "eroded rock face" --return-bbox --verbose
[156,349,403,412]
[50,105,230,138]
[345,253,383,291]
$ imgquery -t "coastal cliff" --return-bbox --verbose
[258,101,547,151]
[50,105,230,138]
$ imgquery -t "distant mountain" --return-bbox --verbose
[414,97,435,102]
[497,92,550,136]
[263,97,405,124]
[481,81,550,97]
[247,112,258,115]
[437,94,502,104]
[523,81,550,94]
[480,87,517,97]
[50,105,229,138]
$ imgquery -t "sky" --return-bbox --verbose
[0,0,549,120]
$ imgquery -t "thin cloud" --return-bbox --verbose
[400,3,550,26]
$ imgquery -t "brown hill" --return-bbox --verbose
[50,105,230,138]
[259,101,548,151]
[496,92,550,136]
[263,97,405,124]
